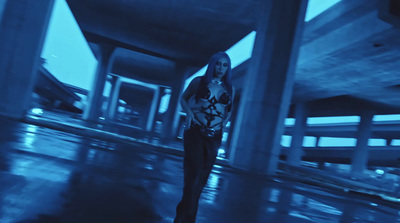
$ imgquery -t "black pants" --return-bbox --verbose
[174,126,222,223]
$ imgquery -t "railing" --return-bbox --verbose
[281,120,400,167]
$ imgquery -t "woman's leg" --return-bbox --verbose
[199,137,221,189]
[184,137,221,223]
[175,128,205,223]
[175,129,222,223]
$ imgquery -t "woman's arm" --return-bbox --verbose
[180,77,201,129]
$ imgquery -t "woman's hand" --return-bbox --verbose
[180,77,202,130]
[185,110,201,130]
[185,111,193,130]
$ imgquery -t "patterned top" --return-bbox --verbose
[191,80,231,130]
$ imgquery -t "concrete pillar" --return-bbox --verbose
[105,75,121,121]
[146,87,160,132]
[287,103,308,165]
[83,45,115,122]
[161,65,190,140]
[138,92,153,130]
[315,137,325,169]
[151,86,165,133]
[225,95,241,159]
[0,0,54,119]
[230,0,308,175]
[386,138,393,146]
[351,112,374,176]
[160,87,180,140]
[315,137,320,147]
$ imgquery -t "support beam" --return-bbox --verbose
[225,95,240,159]
[287,103,308,165]
[151,86,165,133]
[230,0,308,175]
[83,45,115,122]
[105,75,121,121]
[160,64,190,141]
[386,138,393,146]
[284,120,400,139]
[351,112,374,176]
[315,137,325,169]
[146,87,160,132]
[0,0,54,119]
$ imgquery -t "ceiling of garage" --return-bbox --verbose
[66,0,400,116]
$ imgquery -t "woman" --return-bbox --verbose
[174,52,235,223]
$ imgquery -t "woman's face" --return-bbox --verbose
[214,56,229,79]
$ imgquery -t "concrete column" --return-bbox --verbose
[83,45,115,122]
[386,138,393,146]
[137,92,153,130]
[315,137,320,147]
[287,103,308,166]
[146,87,160,132]
[161,65,190,140]
[230,0,308,175]
[351,112,374,176]
[105,75,121,121]
[160,87,180,140]
[315,137,325,169]
[0,0,54,119]
[225,95,241,159]
[151,86,165,133]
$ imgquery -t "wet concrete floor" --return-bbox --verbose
[0,117,400,223]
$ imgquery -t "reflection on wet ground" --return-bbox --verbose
[0,117,399,222]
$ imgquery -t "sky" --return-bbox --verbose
[41,0,97,92]
[39,0,400,147]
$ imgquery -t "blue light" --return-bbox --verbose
[225,31,256,68]
[217,148,225,158]
[305,0,342,22]
[307,116,360,124]
[285,118,295,126]
[373,114,400,121]
[31,108,43,115]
